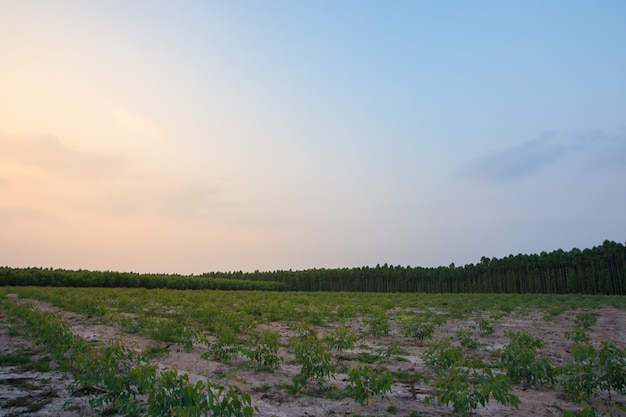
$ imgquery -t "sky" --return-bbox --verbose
[1,1,625,274]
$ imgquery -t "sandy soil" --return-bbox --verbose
[1,295,625,417]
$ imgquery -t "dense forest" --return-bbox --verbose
[1,240,624,295]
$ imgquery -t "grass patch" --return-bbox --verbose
[0,349,52,372]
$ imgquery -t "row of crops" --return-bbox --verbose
[1,287,626,416]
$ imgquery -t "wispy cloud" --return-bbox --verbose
[572,129,626,170]
[459,131,570,181]
[0,132,126,179]
[1,131,226,220]
[459,129,626,182]
[87,180,222,218]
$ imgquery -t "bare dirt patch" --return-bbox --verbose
[0,315,91,416]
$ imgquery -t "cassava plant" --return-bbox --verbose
[454,328,480,351]
[241,329,282,372]
[477,318,495,336]
[345,365,393,405]
[148,369,256,417]
[365,309,390,337]
[323,325,359,354]
[204,326,241,362]
[559,342,599,403]
[398,314,435,342]
[290,325,335,392]
[422,337,462,372]
[500,330,557,387]
[428,357,519,416]
[73,339,156,415]
[597,341,626,402]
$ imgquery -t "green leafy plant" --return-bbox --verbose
[346,365,393,405]
[565,312,597,343]
[562,404,598,417]
[1,299,89,370]
[597,341,626,402]
[204,326,241,362]
[574,312,598,330]
[377,343,408,359]
[241,329,282,372]
[323,325,359,354]
[454,329,480,351]
[500,330,556,387]
[565,328,592,344]
[422,337,462,372]
[73,339,156,415]
[148,369,256,417]
[559,342,599,402]
[477,318,495,336]
[365,309,390,337]
[428,357,519,416]
[290,326,336,392]
[399,315,435,341]
[559,328,625,406]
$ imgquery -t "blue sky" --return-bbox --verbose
[1,1,625,273]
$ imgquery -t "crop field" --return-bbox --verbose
[1,287,625,416]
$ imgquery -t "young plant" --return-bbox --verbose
[565,328,592,344]
[148,369,255,417]
[559,342,599,402]
[365,309,390,337]
[74,339,156,415]
[399,315,435,341]
[500,330,556,387]
[241,329,282,372]
[422,337,462,372]
[565,312,597,343]
[574,312,598,330]
[454,329,480,351]
[597,341,626,402]
[323,325,359,354]
[477,318,495,336]
[429,357,519,416]
[345,365,393,405]
[377,343,408,359]
[290,326,336,392]
[204,326,241,362]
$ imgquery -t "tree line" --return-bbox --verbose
[0,268,287,291]
[1,240,624,294]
